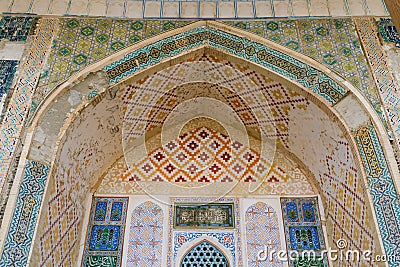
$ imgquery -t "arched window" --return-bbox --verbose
[180,240,230,267]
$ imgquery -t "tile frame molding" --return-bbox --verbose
[1,21,399,266]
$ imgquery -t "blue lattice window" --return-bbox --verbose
[180,241,230,267]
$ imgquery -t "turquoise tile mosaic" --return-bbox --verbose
[0,16,37,42]
[103,26,347,104]
[281,198,327,267]
[226,19,383,120]
[0,60,17,98]
[355,124,400,267]
[0,160,49,267]
[34,19,194,106]
[33,18,385,125]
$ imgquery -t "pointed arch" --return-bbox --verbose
[1,20,395,267]
[179,240,230,267]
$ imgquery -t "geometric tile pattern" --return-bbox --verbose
[173,232,235,267]
[245,202,282,267]
[281,198,327,267]
[0,160,49,267]
[128,127,270,183]
[105,27,347,105]
[82,197,128,267]
[226,19,382,119]
[174,203,234,228]
[121,54,310,148]
[180,240,229,267]
[354,124,400,267]
[355,18,400,170]
[0,60,18,98]
[169,197,242,266]
[127,201,163,267]
[0,59,18,122]
[34,19,193,108]
[0,18,57,195]
[0,16,37,42]
[378,18,400,48]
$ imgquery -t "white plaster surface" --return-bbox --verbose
[0,0,390,17]
[0,42,26,60]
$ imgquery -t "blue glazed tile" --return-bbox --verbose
[281,198,327,267]
[0,60,18,98]
[89,225,121,251]
[0,160,50,267]
[378,18,400,48]
[0,16,37,42]
[83,197,128,267]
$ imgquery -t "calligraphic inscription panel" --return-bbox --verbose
[174,203,235,228]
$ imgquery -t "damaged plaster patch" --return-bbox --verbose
[334,94,369,131]
[385,46,400,83]
[68,90,82,107]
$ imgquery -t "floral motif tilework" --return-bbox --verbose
[82,197,128,267]
[245,202,282,267]
[281,198,327,267]
[127,201,163,267]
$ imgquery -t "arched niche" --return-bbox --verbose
[1,21,396,267]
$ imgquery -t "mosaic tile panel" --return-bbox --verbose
[0,60,17,98]
[355,18,400,170]
[34,19,193,108]
[174,203,234,228]
[0,160,49,267]
[120,54,309,149]
[0,16,37,42]
[281,198,327,267]
[105,26,347,105]
[245,202,282,267]
[0,18,57,194]
[225,19,382,118]
[127,126,271,183]
[127,201,163,267]
[378,18,400,48]
[180,240,230,267]
[354,124,400,267]
[83,197,128,267]
[169,197,242,266]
